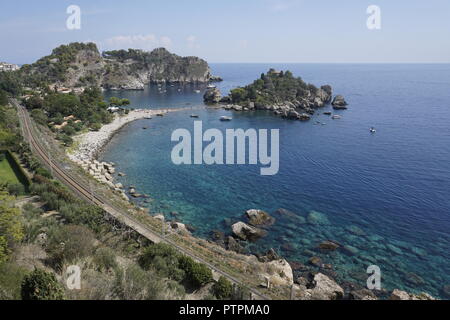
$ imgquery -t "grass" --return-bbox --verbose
[0,156,21,184]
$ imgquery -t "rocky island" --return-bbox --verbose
[204,69,348,120]
[18,42,221,91]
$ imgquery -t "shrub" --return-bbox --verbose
[138,243,184,281]
[213,276,233,300]
[90,123,102,131]
[178,255,213,289]
[7,183,25,196]
[46,224,96,269]
[21,269,65,300]
[0,262,28,300]
[93,247,117,272]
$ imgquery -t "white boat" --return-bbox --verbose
[370,127,377,133]
[207,84,216,89]
[220,116,232,121]
[332,115,341,120]
[194,90,201,94]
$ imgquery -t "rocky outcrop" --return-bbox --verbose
[296,273,344,300]
[245,209,275,227]
[203,87,222,104]
[23,42,220,91]
[231,222,267,241]
[332,95,348,109]
[390,289,435,300]
[259,259,294,287]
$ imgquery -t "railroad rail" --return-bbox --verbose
[13,100,270,300]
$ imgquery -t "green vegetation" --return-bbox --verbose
[24,87,113,146]
[229,69,318,107]
[0,155,20,185]
[21,269,65,300]
[19,42,99,87]
[213,276,233,300]
[0,191,24,263]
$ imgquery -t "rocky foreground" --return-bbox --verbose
[211,209,437,300]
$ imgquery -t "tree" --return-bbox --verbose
[21,269,65,300]
[0,89,8,106]
[213,276,233,300]
[178,255,213,288]
[139,243,185,281]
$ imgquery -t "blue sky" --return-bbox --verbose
[1,0,449,64]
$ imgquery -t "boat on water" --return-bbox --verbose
[194,90,201,94]
[156,113,165,117]
[190,114,199,118]
[323,111,332,115]
[332,115,341,119]
[207,84,216,89]
[144,116,152,120]
[220,116,232,121]
[370,127,377,133]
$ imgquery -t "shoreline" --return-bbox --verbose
[68,108,180,163]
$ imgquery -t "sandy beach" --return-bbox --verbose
[68,109,175,162]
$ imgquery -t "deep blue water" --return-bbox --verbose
[102,64,450,298]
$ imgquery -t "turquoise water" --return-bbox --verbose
[102,64,450,298]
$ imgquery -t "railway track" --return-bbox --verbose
[14,100,270,300]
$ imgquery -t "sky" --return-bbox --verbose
[0,0,449,64]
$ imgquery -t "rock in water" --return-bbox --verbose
[203,87,222,104]
[307,211,330,225]
[332,95,348,109]
[245,209,275,226]
[317,241,340,252]
[231,222,267,241]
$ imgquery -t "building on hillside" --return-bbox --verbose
[0,62,20,72]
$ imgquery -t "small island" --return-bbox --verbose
[204,69,348,120]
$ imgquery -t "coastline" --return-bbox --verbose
[68,108,176,163]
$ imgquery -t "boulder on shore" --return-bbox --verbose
[300,273,344,300]
[231,222,267,241]
[390,289,435,301]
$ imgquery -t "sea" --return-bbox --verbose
[101,63,450,298]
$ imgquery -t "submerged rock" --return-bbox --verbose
[346,225,366,236]
[317,241,340,252]
[245,209,275,227]
[309,256,323,268]
[307,211,330,225]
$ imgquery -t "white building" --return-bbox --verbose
[0,62,20,72]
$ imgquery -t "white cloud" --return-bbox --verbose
[186,35,199,49]
[102,34,172,50]
[268,0,302,12]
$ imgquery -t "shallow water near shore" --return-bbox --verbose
[101,63,450,298]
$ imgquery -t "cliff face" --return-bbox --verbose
[21,43,218,90]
